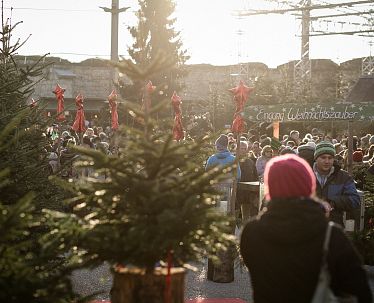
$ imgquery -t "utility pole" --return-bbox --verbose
[236,0,374,101]
[100,0,129,81]
[100,0,130,62]
[294,0,311,101]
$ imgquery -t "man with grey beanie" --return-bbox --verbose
[205,134,241,181]
[313,141,360,226]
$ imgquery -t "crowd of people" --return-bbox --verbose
[41,120,374,301]
[207,128,374,222]
[44,124,116,177]
[205,128,374,302]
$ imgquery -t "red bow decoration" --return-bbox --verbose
[229,80,254,133]
[108,90,119,130]
[171,91,184,141]
[53,84,66,122]
[72,93,86,133]
[141,81,156,113]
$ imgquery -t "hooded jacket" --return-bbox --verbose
[240,198,372,303]
[205,150,241,180]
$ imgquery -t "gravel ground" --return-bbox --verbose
[184,260,251,301]
[72,262,373,302]
[71,263,113,300]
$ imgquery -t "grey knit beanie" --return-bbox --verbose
[215,134,229,151]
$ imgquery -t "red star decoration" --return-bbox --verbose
[72,93,86,133]
[171,91,184,141]
[53,84,66,122]
[142,81,156,114]
[229,80,254,113]
[145,81,156,94]
[108,89,118,103]
[108,90,119,130]
[229,80,254,134]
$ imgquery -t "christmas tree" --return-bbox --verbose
[0,110,87,302]
[0,9,65,211]
[0,10,88,302]
[124,0,189,103]
[53,56,235,271]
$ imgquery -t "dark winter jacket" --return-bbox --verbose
[240,198,372,303]
[237,156,258,204]
[239,156,258,183]
[314,163,360,225]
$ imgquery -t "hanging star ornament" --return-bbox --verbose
[142,80,156,113]
[108,89,118,104]
[145,80,156,94]
[72,93,86,133]
[171,91,184,141]
[53,84,66,122]
[229,80,254,107]
[171,91,182,116]
[229,80,254,134]
[108,90,119,130]
[75,93,84,109]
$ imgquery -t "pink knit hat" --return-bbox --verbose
[264,154,316,200]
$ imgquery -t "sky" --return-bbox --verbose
[4,0,374,68]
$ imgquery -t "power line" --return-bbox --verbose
[308,29,374,36]
[4,7,102,12]
[4,6,137,13]
[237,0,374,16]
[310,10,374,20]
[236,0,374,100]
[50,52,111,57]
[20,52,129,58]
[314,0,373,21]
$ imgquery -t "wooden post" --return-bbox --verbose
[273,121,280,139]
[229,133,240,215]
[56,123,62,163]
[79,132,83,146]
[347,121,353,175]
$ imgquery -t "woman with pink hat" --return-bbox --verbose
[240,154,371,303]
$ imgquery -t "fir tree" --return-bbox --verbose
[124,0,189,102]
[0,6,64,211]
[0,110,87,303]
[52,56,235,272]
[0,8,89,302]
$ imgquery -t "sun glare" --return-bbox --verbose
[175,0,300,67]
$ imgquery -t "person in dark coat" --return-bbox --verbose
[236,141,259,220]
[240,154,372,303]
[297,141,316,168]
[313,141,360,226]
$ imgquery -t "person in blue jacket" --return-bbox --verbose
[313,141,361,226]
[205,134,241,181]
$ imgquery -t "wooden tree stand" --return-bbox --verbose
[207,244,235,283]
[110,267,186,303]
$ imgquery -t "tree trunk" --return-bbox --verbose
[110,267,185,303]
